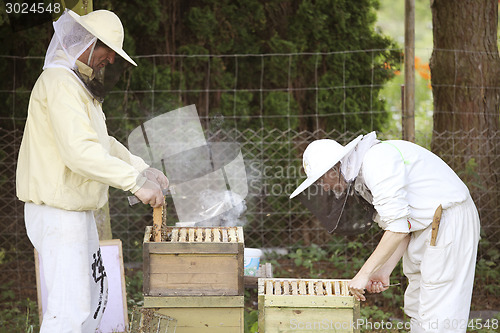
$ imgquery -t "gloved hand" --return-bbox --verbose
[143,167,169,190]
[134,178,164,208]
[130,168,169,208]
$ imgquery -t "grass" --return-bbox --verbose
[0,282,39,333]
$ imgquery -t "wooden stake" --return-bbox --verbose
[430,204,443,246]
[403,0,415,142]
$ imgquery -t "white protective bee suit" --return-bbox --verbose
[291,132,481,333]
[359,139,480,332]
[16,10,145,333]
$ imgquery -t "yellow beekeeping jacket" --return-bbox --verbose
[16,61,148,211]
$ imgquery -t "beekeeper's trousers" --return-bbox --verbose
[25,203,108,333]
[403,195,480,333]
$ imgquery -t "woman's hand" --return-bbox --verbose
[349,271,391,301]
[365,271,390,294]
[348,231,409,301]
[348,272,370,301]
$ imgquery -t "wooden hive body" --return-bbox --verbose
[143,226,244,296]
[144,295,244,333]
[258,278,360,333]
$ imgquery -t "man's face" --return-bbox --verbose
[317,163,348,197]
[89,46,116,72]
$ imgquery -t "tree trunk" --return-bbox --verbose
[430,0,500,233]
[94,202,113,240]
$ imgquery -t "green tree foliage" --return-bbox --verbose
[0,9,50,130]
[0,0,400,135]
[129,0,401,134]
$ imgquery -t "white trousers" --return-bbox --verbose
[25,203,108,333]
[403,195,480,333]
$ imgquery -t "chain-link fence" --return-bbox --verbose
[0,47,499,316]
[1,124,499,305]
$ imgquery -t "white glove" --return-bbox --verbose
[143,167,169,190]
[134,179,164,208]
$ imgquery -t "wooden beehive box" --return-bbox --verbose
[144,295,244,333]
[143,226,244,296]
[258,278,360,333]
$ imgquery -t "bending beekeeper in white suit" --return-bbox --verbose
[290,132,480,333]
[16,9,168,333]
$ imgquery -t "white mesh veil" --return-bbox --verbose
[43,9,132,102]
[44,9,97,70]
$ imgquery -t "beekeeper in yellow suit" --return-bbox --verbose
[16,9,167,333]
[290,132,480,333]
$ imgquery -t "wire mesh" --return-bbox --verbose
[0,50,498,312]
[1,127,498,302]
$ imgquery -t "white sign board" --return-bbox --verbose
[35,239,128,332]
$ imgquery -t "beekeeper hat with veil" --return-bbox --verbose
[43,9,137,102]
[290,132,379,235]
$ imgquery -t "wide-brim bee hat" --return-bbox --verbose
[290,135,362,199]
